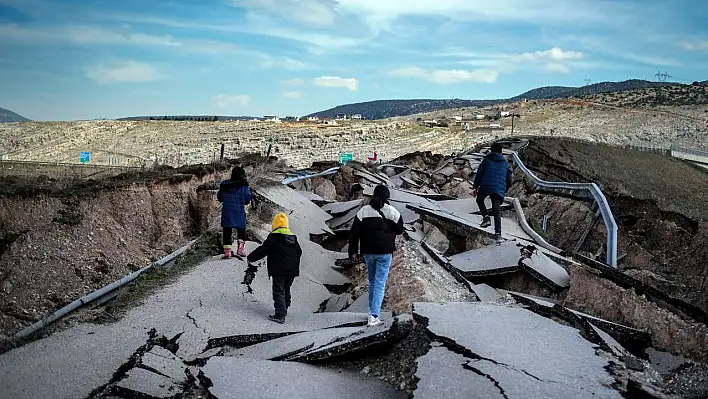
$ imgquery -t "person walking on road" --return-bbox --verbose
[247,213,302,324]
[217,166,252,258]
[348,185,404,327]
[472,142,513,241]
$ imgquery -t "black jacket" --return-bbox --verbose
[348,204,404,256]
[247,229,302,276]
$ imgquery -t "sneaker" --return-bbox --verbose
[268,315,285,324]
[480,217,492,228]
[367,315,383,327]
[494,234,504,243]
[221,246,232,259]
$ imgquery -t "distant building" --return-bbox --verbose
[263,115,281,123]
[335,113,348,120]
[307,116,320,121]
[475,114,485,120]
[453,116,463,121]
[351,114,363,120]
[499,111,510,117]
[283,116,298,122]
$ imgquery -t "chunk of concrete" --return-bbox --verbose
[228,326,364,360]
[202,357,406,399]
[115,368,183,399]
[413,302,622,398]
[140,347,187,382]
[321,199,363,216]
[343,292,369,313]
[470,284,505,303]
[294,314,414,362]
[324,293,351,312]
[449,241,522,277]
[327,206,359,231]
[253,184,333,237]
[520,248,570,290]
[207,312,369,348]
[389,200,421,224]
[588,323,631,359]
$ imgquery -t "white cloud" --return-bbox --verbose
[512,47,584,62]
[313,76,358,91]
[388,67,498,84]
[545,63,571,74]
[282,91,305,99]
[682,41,708,51]
[283,78,305,86]
[86,61,165,84]
[213,94,252,108]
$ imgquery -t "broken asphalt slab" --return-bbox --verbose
[252,183,334,237]
[449,241,522,277]
[139,346,188,383]
[228,314,412,363]
[519,247,570,290]
[114,367,183,399]
[323,293,351,312]
[413,302,622,398]
[471,284,506,303]
[202,357,407,399]
[321,199,363,216]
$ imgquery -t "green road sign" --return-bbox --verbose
[340,152,353,165]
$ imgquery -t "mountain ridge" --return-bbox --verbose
[306,79,685,120]
[0,108,31,123]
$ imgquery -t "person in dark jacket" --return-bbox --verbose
[348,185,404,327]
[472,142,513,239]
[217,166,252,258]
[247,213,302,324]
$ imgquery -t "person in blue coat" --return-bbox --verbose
[472,142,513,239]
[217,166,252,258]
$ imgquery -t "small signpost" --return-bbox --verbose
[80,151,91,163]
[340,152,353,165]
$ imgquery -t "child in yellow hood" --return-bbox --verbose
[247,213,302,324]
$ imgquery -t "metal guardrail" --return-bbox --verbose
[511,151,618,267]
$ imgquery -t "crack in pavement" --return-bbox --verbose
[462,360,510,399]
[415,314,554,384]
[186,300,207,334]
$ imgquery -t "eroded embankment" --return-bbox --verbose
[0,164,234,337]
[516,139,708,315]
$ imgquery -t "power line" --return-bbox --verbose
[655,70,672,82]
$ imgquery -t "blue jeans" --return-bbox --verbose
[364,253,392,317]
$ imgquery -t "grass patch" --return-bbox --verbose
[526,138,708,221]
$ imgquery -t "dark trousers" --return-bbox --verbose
[477,193,503,234]
[223,227,246,245]
[272,275,296,318]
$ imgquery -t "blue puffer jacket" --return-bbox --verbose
[217,180,252,229]
[473,152,513,197]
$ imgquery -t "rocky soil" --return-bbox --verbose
[0,162,249,337]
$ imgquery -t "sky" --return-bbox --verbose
[0,0,707,121]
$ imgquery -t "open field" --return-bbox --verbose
[1,97,707,170]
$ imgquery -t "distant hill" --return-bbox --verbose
[307,79,689,120]
[305,99,501,120]
[117,115,256,121]
[0,108,30,123]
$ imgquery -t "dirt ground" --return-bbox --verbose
[518,138,708,314]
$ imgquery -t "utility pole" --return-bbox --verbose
[584,79,593,86]
[655,70,672,82]
[510,113,520,136]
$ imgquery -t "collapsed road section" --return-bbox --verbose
[1,137,707,398]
